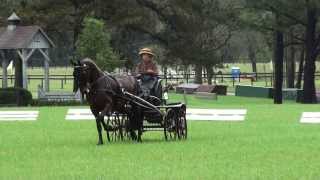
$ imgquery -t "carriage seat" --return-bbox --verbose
[137,75,163,105]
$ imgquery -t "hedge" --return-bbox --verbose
[0,87,32,106]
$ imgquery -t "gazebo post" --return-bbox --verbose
[21,49,28,89]
[44,49,50,92]
[1,56,8,88]
[39,48,50,92]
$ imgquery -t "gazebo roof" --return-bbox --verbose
[7,12,21,22]
[0,25,55,49]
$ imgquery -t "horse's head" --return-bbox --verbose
[72,58,105,94]
[71,59,92,94]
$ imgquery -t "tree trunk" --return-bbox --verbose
[273,17,284,104]
[286,44,296,88]
[248,42,257,73]
[194,64,203,84]
[302,6,317,103]
[206,66,214,85]
[285,28,296,88]
[295,47,304,89]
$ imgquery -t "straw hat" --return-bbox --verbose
[139,48,155,57]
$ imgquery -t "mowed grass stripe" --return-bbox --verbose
[66,108,247,121]
[0,111,39,121]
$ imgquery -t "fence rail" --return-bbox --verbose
[1,72,320,89]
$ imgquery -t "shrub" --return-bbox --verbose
[31,99,88,106]
[0,87,32,106]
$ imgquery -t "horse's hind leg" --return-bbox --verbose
[128,108,137,141]
[128,113,137,141]
[137,107,143,143]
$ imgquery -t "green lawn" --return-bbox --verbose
[1,95,320,179]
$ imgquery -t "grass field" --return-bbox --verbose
[1,95,320,179]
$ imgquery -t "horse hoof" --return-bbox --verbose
[97,142,103,145]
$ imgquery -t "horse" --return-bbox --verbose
[72,58,143,145]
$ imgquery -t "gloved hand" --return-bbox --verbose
[135,73,142,79]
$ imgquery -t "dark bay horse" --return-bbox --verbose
[72,58,143,145]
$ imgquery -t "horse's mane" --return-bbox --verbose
[79,58,121,91]
[80,58,103,74]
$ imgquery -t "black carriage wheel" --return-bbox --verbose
[164,109,177,140]
[177,105,187,140]
[106,115,123,142]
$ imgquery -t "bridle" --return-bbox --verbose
[73,64,90,95]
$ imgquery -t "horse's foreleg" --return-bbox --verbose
[95,117,104,145]
[137,128,142,142]
[91,110,104,145]
[100,104,111,129]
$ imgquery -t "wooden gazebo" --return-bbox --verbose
[0,12,54,92]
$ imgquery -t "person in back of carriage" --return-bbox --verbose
[135,47,159,96]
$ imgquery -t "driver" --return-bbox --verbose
[135,47,159,76]
[135,47,159,95]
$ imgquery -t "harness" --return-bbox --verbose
[89,74,159,111]
[86,73,122,97]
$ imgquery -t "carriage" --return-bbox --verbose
[104,77,188,142]
[72,58,187,144]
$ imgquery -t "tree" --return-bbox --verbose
[244,0,288,104]
[273,13,284,104]
[243,0,320,103]
[302,0,320,103]
[135,0,239,84]
[76,17,121,72]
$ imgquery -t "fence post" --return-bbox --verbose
[265,74,268,87]
[176,74,178,84]
[232,77,235,87]
[61,79,64,89]
[186,73,189,83]
[183,89,188,105]
[165,74,167,86]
